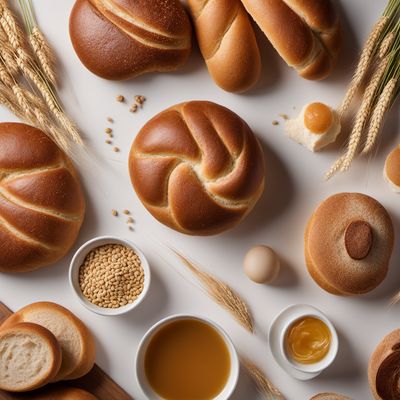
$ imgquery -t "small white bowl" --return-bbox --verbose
[269,304,338,380]
[69,236,151,316]
[135,314,240,400]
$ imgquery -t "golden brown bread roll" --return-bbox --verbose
[129,101,265,235]
[187,0,261,92]
[69,0,192,80]
[305,193,394,295]
[384,145,400,193]
[368,329,400,400]
[240,0,341,80]
[0,123,85,273]
[310,394,352,400]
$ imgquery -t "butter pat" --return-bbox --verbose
[284,102,341,152]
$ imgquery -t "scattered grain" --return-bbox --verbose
[107,117,114,123]
[113,146,120,153]
[135,95,145,105]
[105,139,112,144]
[130,104,138,113]
[279,113,289,120]
[272,120,279,126]
[116,95,125,102]
[111,209,118,217]
[105,127,112,134]
[126,217,134,224]
[123,209,130,215]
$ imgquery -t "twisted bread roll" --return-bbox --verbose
[241,0,341,80]
[368,329,400,400]
[0,123,85,273]
[187,0,261,93]
[129,101,265,235]
[305,193,394,295]
[69,0,192,80]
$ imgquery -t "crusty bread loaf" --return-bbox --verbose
[69,0,192,80]
[368,329,400,400]
[129,101,265,235]
[1,302,95,382]
[187,0,261,92]
[30,386,99,400]
[310,394,352,400]
[240,0,341,80]
[0,322,62,392]
[305,193,394,295]
[0,123,85,273]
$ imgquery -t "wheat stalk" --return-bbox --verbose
[338,16,389,117]
[362,77,398,154]
[170,249,254,333]
[241,358,285,400]
[380,31,395,58]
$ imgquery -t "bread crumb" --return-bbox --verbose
[135,95,145,106]
[123,210,130,215]
[116,95,125,102]
[113,147,120,153]
[272,120,279,126]
[129,226,134,231]
[111,209,118,217]
[130,104,138,113]
[107,117,114,123]
[126,217,134,224]
[105,128,112,134]
[279,113,289,120]
[105,139,112,144]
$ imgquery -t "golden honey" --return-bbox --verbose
[285,316,331,364]
[144,319,231,400]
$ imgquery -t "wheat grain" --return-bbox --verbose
[0,1,24,50]
[338,16,389,116]
[241,358,285,400]
[29,26,56,85]
[171,249,254,333]
[379,32,395,58]
[325,155,346,180]
[362,78,398,154]
[0,84,23,117]
[340,57,390,170]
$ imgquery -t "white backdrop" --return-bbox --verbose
[0,1,398,399]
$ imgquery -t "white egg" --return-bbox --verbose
[243,246,280,284]
[284,102,341,152]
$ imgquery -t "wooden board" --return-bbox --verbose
[0,302,133,400]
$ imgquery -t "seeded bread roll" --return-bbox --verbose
[368,329,400,400]
[129,101,265,235]
[0,322,62,392]
[1,302,96,382]
[305,193,394,295]
[187,0,261,92]
[0,123,85,273]
[69,0,192,80]
[241,0,341,80]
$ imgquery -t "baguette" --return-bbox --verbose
[1,302,95,382]
[240,0,341,80]
[0,322,62,392]
[187,0,261,92]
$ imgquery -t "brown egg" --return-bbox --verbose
[243,246,280,284]
[304,102,333,134]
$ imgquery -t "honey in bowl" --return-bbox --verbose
[285,316,331,365]
[144,319,231,400]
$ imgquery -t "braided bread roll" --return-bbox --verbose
[187,0,261,93]
[368,329,400,400]
[129,101,265,235]
[241,0,341,80]
[0,123,85,273]
[69,0,192,80]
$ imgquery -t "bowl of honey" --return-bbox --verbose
[278,305,338,375]
[135,314,239,400]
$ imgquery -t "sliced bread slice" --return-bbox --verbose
[0,322,62,392]
[0,302,95,381]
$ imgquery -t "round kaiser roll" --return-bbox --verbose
[368,329,400,400]
[129,101,265,235]
[305,193,394,295]
[69,0,192,80]
[0,123,85,273]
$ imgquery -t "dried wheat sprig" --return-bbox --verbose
[380,32,395,58]
[0,27,18,75]
[0,84,23,117]
[340,57,390,170]
[362,77,398,154]
[325,154,346,180]
[29,26,56,85]
[338,16,389,116]
[0,1,24,50]
[170,249,254,333]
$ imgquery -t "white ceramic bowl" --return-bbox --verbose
[135,314,240,400]
[278,305,338,375]
[69,236,151,316]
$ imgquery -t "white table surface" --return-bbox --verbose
[0,1,398,399]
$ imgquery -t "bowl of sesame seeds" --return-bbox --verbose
[69,236,151,316]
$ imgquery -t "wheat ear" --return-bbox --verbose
[338,16,389,116]
[0,1,24,50]
[379,32,395,58]
[362,78,398,154]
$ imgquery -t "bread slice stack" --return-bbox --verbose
[0,302,95,392]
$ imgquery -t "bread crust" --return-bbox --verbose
[69,0,192,80]
[241,0,341,80]
[0,123,85,273]
[0,302,95,382]
[129,101,265,235]
[304,193,394,295]
[310,394,352,400]
[0,322,62,392]
[187,0,261,92]
[368,329,400,400]
[384,146,400,188]
[30,386,99,400]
